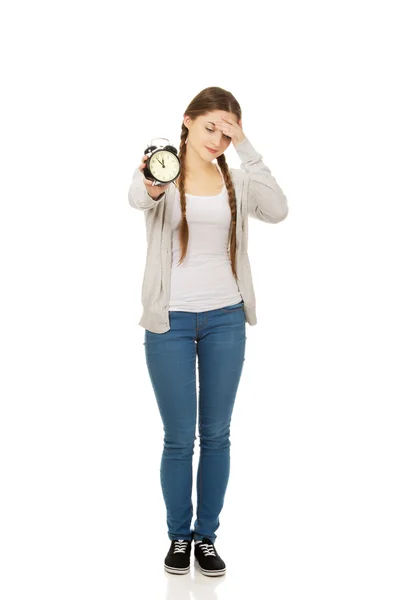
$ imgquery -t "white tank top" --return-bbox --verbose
[169,181,243,312]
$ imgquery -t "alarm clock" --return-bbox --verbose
[143,138,181,186]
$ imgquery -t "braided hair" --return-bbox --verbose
[174,86,241,281]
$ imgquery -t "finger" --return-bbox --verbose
[216,121,230,131]
[139,156,148,171]
[143,177,167,188]
[143,178,160,188]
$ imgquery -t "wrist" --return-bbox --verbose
[148,191,165,201]
[234,135,246,147]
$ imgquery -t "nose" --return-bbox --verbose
[210,132,223,148]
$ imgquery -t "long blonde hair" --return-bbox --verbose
[175,86,242,280]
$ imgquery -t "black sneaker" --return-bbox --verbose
[164,539,192,575]
[194,537,226,577]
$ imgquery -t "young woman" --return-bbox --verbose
[128,86,288,576]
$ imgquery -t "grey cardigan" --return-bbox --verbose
[128,136,288,333]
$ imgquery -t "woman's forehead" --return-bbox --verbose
[203,111,237,122]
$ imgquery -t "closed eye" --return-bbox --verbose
[206,127,231,140]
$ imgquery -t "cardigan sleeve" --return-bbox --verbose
[128,166,166,211]
[235,137,288,224]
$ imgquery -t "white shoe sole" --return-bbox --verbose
[164,563,190,575]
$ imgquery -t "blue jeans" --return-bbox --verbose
[144,300,246,543]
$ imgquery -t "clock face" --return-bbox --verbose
[149,150,180,183]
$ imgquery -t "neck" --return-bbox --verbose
[183,142,217,178]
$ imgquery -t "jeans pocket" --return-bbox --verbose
[221,300,244,312]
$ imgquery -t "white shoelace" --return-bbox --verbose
[196,542,216,557]
[173,539,189,554]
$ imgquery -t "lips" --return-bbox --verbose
[205,147,218,154]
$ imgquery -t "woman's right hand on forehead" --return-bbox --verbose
[139,154,170,199]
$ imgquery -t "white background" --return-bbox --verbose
[1,1,399,598]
